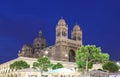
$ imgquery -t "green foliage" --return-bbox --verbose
[76,60,86,69]
[10,60,30,70]
[75,45,109,71]
[88,62,93,69]
[33,56,51,71]
[51,63,64,70]
[102,61,119,72]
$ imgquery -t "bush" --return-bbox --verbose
[102,61,119,72]
[52,63,64,70]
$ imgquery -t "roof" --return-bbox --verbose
[16,68,40,72]
[48,68,75,73]
[89,70,120,75]
[73,24,80,31]
[58,18,67,26]
[89,70,107,75]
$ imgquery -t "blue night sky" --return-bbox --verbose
[0,0,120,64]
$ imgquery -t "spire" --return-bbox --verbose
[39,30,42,37]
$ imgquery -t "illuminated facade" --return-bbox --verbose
[18,18,82,62]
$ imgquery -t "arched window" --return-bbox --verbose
[41,44,44,49]
[73,36,76,40]
[62,31,66,36]
[78,37,81,40]
[37,44,39,47]
[57,32,60,36]
[69,50,75,62]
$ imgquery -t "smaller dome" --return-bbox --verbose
[58,18,66,26]
[23,44,32,48]
[22,44,33,51]
[73,24,80,31]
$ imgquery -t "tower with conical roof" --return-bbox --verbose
[54,18,68,61]
[56,18,68,43]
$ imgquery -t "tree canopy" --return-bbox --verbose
[75,45,109,72]
[33,56,51,71]
[102,61,119,72]
[51,63,64,70]
[10,60,30,70]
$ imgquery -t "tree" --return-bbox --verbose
[75,45,109,72]
[102,61,119,72]
[51,63,64,70]
[10,60,30,70]
[33,56,51,76]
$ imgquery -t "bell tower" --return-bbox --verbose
[54,18,68,61]
[71,24,82,45]
[56,18,68,43]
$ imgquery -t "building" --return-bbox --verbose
[0,18,103,77]
[18,18,82,62]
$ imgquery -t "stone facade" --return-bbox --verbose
[18,18,82,62]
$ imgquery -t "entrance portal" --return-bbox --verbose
[69,50,75,62]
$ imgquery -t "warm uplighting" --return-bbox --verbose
[45,50,48,55]
[65,54,68,57]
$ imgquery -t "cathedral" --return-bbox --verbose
[18,18,82,62]
[0,18,104,77]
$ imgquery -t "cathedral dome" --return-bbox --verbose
[33,31,47,49]
[34,37,46,44]
[58,18,67,26]
[33,37,46,49]
[73,24,81,31]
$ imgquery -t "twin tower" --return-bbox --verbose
[19,18,82,62]
[56,18,82,44]
[54,18,82,62]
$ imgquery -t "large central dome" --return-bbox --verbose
[33,31,47,49]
